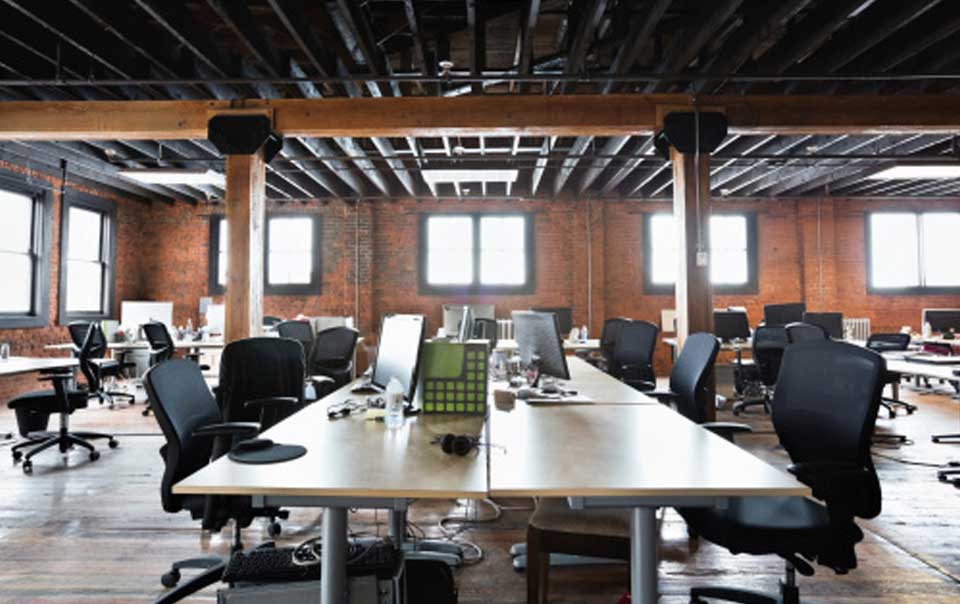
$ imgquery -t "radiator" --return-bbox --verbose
[497,319,515,341]
[844,318,871,341]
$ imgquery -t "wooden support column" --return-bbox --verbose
[224,150,266,343]
[671,147,715,420]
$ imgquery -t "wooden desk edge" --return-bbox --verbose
[172,484,489,499]
[488,485,812,498]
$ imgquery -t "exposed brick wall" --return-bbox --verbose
[3,152,960,404]
[0,160,148,403]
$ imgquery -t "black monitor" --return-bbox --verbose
[457,305,474,342]
[763,303,806,327]
[371,314,426,401]
[532,306,573,335]
[512,310,570,384]
[923,308,960,333]
[803,312,844,339]
[713,310,751,342]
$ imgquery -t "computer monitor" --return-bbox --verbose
[512,310,570,384]
[763,303,806,327]
[371,314,426,402]
[713,310,751,342]
[457,305,475,342]
[803,312,844,339]
[442,304,494,336]
[531,307,573,335]
[922,308,960,333]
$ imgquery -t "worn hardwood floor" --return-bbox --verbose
[0,378,957,603]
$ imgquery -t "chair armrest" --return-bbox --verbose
[645,389,678,402]
[243,396,300,409]
[787,461,871,500]
[192,422,261,439]
[701,421,752,442]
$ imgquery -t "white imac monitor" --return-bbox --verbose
[206,304,226,335]
[120,301,174,335]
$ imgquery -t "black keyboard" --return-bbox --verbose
[222,541,399,583]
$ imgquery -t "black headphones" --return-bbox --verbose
[434,433,481,456]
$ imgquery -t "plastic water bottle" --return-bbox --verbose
[384,377,405,430]
[581,324,589,342]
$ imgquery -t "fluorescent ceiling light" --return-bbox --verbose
[867,165,960,180]
[119,168,225,187]
[421,169,519,186]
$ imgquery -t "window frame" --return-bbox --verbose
[642,211,758,296]
[418,212,536,296]
[865,210,960,295]
[58,191,117,324]
[0,173,52,328]
[208,213,323,296]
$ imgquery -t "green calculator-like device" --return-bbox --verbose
[420,340,488,414]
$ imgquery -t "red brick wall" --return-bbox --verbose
[0,160,148,403]
[4,155,960,403]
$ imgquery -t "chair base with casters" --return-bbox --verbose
[731,391,771,415]
[8,377,118,475]
[933,434,960,488]
[690,561,800,604]
[154,519,242,604]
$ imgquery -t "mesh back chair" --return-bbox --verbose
[67,321,91,354]
[471,317,499,350]
[864,333,916,445]
[611,320,659,391]
[310,326,360,390]
[142,321,210,416]
[276,320,315,366]
[733,325,788,416]
[217,337,307,429]
[785,322,829,344]
[523,333,751,603]
[677,340,884,604]
[76,323,136,409]
[144,359,288,601]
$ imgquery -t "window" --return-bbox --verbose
[59,193,116,322]
[419,213,534,294]
[867,211,960,293]
[209,214,322,295]
[0,180,51,328]
[644,212,758,294]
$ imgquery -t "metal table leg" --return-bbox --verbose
[630,507,658,604]
[321,506,348,604]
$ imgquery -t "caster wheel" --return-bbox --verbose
[268,521,282,538]
[108,439,119,449]
[12,450,22,462]
[89,450,100,462]
[732,409,740,416]
[22,460,32,475]
[161,569,180,588]
[142,408,151,417]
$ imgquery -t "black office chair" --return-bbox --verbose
[471,317,499,350]
[678,340,884,604]
[217,337,308,430]
[785,322,829,344]
[262,315,283,328]
[67,321,91,352]
[8,370,118,474]
[733,325,788,415]
[75,323,136,409]
[611,320,658,391]
[587,317,631,376]
[864,333,917,418]
[144,359,289,603]
[142,322,210,416]
[310,326,360,390]
[276,320,315,365]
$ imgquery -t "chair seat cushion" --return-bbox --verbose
[529,498,631,539]
[7,388,89,412]
[678,496,832,556]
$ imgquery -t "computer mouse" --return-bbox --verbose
[233,438,273,453]
[540,382,561,394]
[515,388,534,399]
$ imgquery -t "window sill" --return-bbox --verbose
[0,314,49,329]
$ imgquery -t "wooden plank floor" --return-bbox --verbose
[0,379,957,603]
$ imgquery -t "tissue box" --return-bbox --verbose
[420,340,488,414]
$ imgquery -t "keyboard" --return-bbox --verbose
[222,541,399,583]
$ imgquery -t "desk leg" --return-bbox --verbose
[630,506,658,604]
[321,506,349,604]
[892,381,900,401]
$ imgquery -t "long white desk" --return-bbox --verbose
[495,338,600,353]
[45,339,225,352]
[174,358,808,604]
[0,356,78,377]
